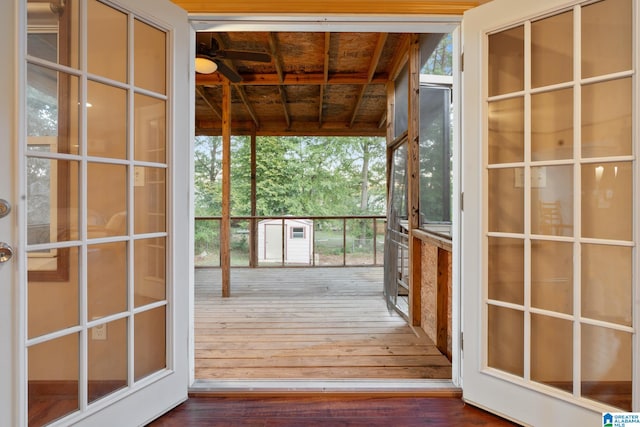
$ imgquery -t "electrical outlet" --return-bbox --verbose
[92,323,107,340]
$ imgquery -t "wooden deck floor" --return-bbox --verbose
[195,267,451,380]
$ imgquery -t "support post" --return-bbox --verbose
[249,130,258,267]
[221,82,231,297]
[407,34,421,325]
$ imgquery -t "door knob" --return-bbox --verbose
[0,243,13,263]
[0,199,10,218]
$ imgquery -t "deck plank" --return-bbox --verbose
[195,267,451,380]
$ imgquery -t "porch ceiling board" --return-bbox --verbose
[172,0,479,15]
[194,31,413,137]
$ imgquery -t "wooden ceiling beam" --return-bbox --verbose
[234,86,261,128]
[319,32,330,125]
[348,33,387,128]
[268,33,292,129]
[388,34,411,81]
[195,86,222,120]
[197,72,389,86]
[196,120,386,137]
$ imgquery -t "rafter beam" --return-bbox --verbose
[195,86,222,120]
[267,34,291,129]
[234,86,260,129]
[388,34,411,81]
[349,33,387,128]
[197,72,389,86]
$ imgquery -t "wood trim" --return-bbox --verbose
[249,131,258,268]
[410,234,422,326]
[221,82,231,297]
[411,229,452,252]
[172,0,479,15]
[436,247,451,359]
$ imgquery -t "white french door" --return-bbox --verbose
[1,0,191,425]
[462,0,638,425]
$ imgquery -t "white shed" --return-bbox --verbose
[258,219,314,265]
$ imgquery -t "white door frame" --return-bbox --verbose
[0,1,19,426]
[187,15,464,392]
[6,0,193,425]
[462,0,639,425]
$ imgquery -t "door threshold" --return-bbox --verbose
[189,379,461,397]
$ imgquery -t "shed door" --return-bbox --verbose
[462,0,637,424]
[6,0,192,425]
[265,223,283,261]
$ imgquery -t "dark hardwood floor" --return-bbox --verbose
[147,395,520,426]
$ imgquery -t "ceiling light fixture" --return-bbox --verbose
[195,56,218,74]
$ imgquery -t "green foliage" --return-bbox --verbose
[195,135,387,218]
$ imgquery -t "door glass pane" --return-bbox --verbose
[531,240,573,314]
[134,19,166,95]
[27,246,80,339]
[87,163,127,239]
[28,334,79,427]
[581,324,632,411]
[134,167,166,234]
[582,244,632,326]
[488,97,524,164]
[134,238,166,308]
[531,165,573,236]
[488,26,524,96]
[488,168,524,233]
[87,0,127,83]
[88,242,127,320]
[488,237,524,305]
[27,64,80,155]
[134,307,166,381]
[88,318,128,404]
[27,0,79,69]
[27,158,80,244]
[488,305,524,377]
[531,314,573,393]
[87,81,127,159]
[582,0,632,79]
[531,11,573,88]
[134,94,166,163]
[581,78,632,158]
[581,162,632,241]
[531,88,573,161]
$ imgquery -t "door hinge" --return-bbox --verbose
[460,332,464,351]
[460,52,464,72]
[460,192,464,211]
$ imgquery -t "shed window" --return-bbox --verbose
[291,227,305,239]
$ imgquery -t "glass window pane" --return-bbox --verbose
[488,26,524,97]
[488,97,524,164]
[87,0,127,82]
[582,244,632,326]
[488,168,524,233]
[488,237,524,305]
[134,167,166,234]
[134,307,166,381]
[581,162,632,241]
[27,0,79,69]
[134,238,166,308]
[87,80,127,159]
[531,11,573,88]
[28,246,79,339]
[134,19,166,94]
[87,163,127,239]
[531,165,573,237]
[531,89,573,161]
[27,64,80,155]
[581,324,632,411]
[88,318,127,403]
[27,158,80,244]
[88,242,127,320]
[582,0,632,78]
[531,314,573,393]
[531,240,573,314]
[488,305,524,377]
[581,78,632,158]
[134,94,166,163]
[419,86,451,223]
[28,334,79,427]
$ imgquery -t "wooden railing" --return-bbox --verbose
[194,215,385,268]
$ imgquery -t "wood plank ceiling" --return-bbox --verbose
[195,31,412,137]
